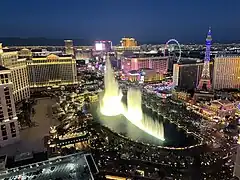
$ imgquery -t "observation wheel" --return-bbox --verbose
[164,39,182,63]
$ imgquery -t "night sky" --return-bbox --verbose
[1,0,240,44]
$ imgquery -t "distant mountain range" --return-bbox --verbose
[0,37,92,46]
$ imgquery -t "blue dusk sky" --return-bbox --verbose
[0,0,239,44]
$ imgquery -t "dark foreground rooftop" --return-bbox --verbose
[0,152,98,180]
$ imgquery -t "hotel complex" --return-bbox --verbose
[122,56,168,75]
[173,62,214,90]
[0,42,80,146]
[213,56,240,90]
[28,54,77,88]
[0,47,30,102]
[0,66,19,147]
[1,44,77,95]
[120,37,137,47]
[64,40,74,55]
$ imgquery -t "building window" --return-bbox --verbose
[3,136,8,140]
[1,125,7,137]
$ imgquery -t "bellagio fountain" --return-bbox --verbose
[100,54,165,141]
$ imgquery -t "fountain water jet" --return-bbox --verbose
[126,88,143,122]
[100,54,123,116]
[125,88,165,141]
[100,54,164,141]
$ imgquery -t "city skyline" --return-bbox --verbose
[1,0,240,44]
[0,1,239,179]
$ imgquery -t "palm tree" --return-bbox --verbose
[21,100,33,127]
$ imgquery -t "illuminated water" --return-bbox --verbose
[91,102,198,147]
[100,54,164,141]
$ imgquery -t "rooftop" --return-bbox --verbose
[128,70,138,74]
[0,66,10,71]
[177,58,202,65]
[125,53,164,58]
[0,152,97,180]
[32,54,72,59]
[14,152,33,162]
[216,99,233,105]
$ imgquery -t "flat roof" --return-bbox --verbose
[0,152,96,180]
[14,152,33,162]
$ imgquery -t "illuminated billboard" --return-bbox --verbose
[95,41,112,51]
[95,42,104,51]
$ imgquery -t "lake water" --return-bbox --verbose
[90,102,199,148]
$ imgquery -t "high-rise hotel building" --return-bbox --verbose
[28,54,77,88]
[64,40,74,56]
[120,38,137,47]
[213,56,240,90]
[0,66,20,147]
[173,61,214,91]
[0,45,30,102]
[121,56,168,75]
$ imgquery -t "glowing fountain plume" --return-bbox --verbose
[126,88,143,122]
[125,88,165,141]
[100,53,123,116]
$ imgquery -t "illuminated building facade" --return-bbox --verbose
[64,40,74,55]
[31,49,62,57]
[75,49,92,61]
[28,54,77,88]
[18,48,32,60]
[0,66,20,147]
[120,37,137,47]
[139,68,163,82]
[213,56,240,89]
[0,48,30,102]
[122,57,168,75]
[88,94,98,102]
[202,99,236,118]
[126,69,163,83]
[48,127,89,154]
[173,62,213,91]
[172,91,191,102]
[113,46,140,53]
[127,70,140,82]
[0,44,3,54]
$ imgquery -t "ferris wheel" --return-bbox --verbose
[164,39,182,63]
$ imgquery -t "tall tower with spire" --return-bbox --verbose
[197,28,212,91]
